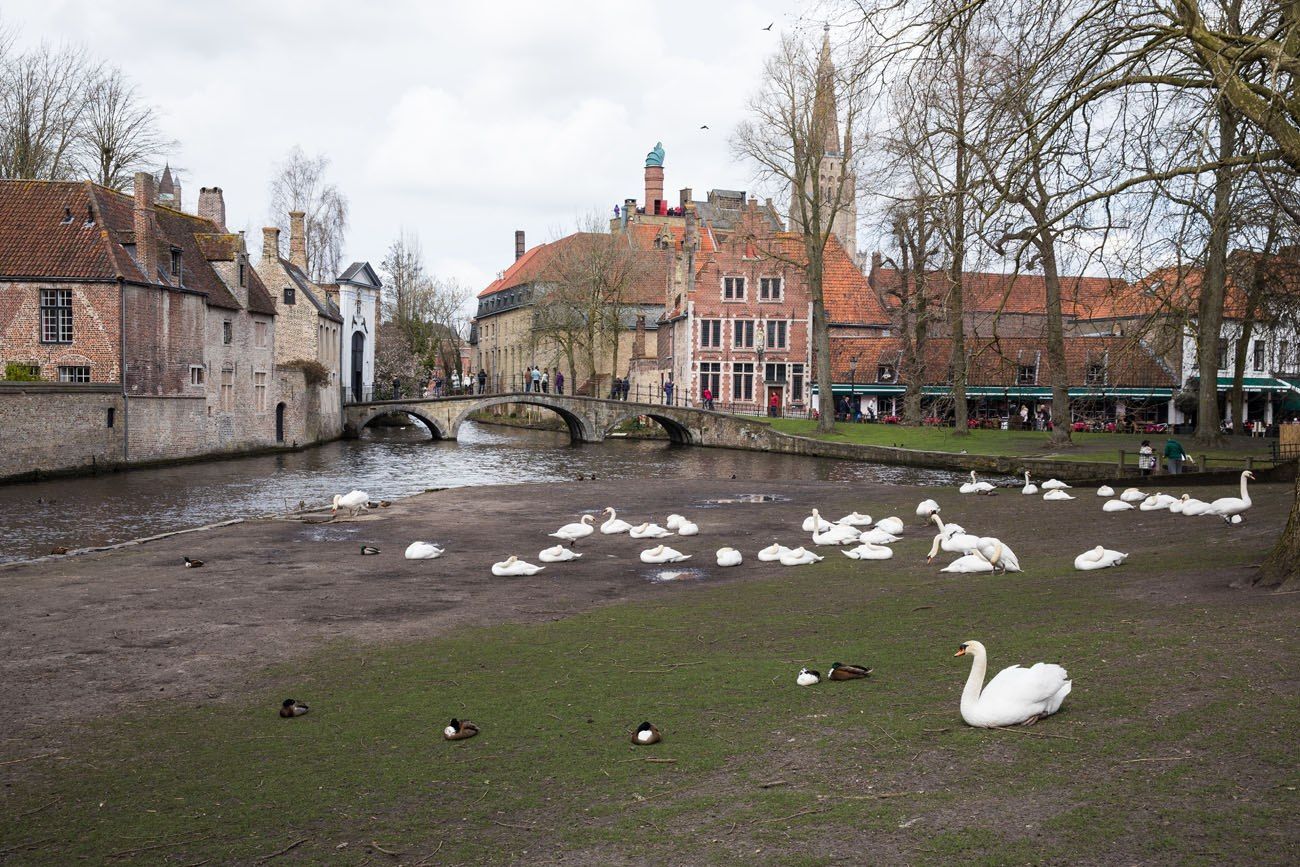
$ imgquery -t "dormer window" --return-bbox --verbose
[170,248,182,277]
[83,205,95,226]
[284,285,296,305]
[1017,364,1038,385]
[877,364,896,383]
[61,207,74,224]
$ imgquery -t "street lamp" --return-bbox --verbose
[849,356,858,421]
[756,323,766,412]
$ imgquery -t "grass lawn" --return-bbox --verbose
[2,506,1296,864]
[763,417,1277,466]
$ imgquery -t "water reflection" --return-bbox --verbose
[0,421,967,563]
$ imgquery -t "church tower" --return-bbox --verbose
[790,26,856,255]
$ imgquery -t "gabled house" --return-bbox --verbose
[323,262,381,402]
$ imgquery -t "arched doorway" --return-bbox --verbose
[351,331,366,401]
[275,402,286,442]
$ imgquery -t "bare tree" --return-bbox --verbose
[0,41,95,180]
[882,194,940,423]
[76,67,173,190]
[379,231,474,390]
[268,146,349,283]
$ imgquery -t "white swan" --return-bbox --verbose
[1139,493,1177,511]
[959,471,996,494]
[549,514,596,546]
[664,514,686,530]
[1205,471,1255,523]
[836,511,874,526]
[874,516,905,536]
[915,499,941,524]
[640,544,690,564]
[975,537,1021,573]
[1119,487,1147,503]
[1168,495,1186,514]
[332,490,369,517]
[778,546,823,566]
[1021,471,1038,495]
[811,523,862,545]
[940,550,995,573]
[1096,485,1115,497]
[927,526,981,562]
[1040,479,1071,491]
[1102,499,1134,513]
[1073,545,1128,570]
[955,640,1071,727]
[600,507,633,534]
[1180,495,1213,516]
[801,509,834,532]
[403,541,444,560]
[629,522,672,539]
[676,519,700,536]
[757,542,792,562]
[1042,489,1075,501]
[538,545,582,563]
[491,556,545,576]
[858,528,901,545]
[930,514,967,537]
[843,542,894,560]
[715,547,743,567]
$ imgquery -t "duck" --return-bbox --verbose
[796,667,822,686]
[940,550,996,573]
[1139,492,1177,511]
[959,471,996,494]
[757,542,792,562]
[873,516,905,536]
[1119,487,1147,503]
[1102,499,1134,513]
[778,546,823,566]
[664,514,687,530]
[443,718,480,741]
[801,509,834,532]
[715,547,743,567]
[631,722,662,745]
[50,546,69,556]
[639,545,690,564]
[1073,545,1128,570]
[183,556,204,568]
[600,507,633,535]
[857,528,900,545]
[954,640,1071,727]
[811,523,862,545]
[1179,495,1213,516]
[843,541,894,560]
[1021,470,1039,495]
[676,519,700,536]
[549,514,596,547]
[975,537,1021,573]
[1042,489,1074,501]
[1205,470,1255,524]
[1040,479,1071,491]
[491,556,546,576]
[403,542,443,560]
[915,499,941,524]
[926,525,982,562]
[829,662,873,680]
[279,698,309,718]
[360,545,381,555]
[1097,485,1115,497]
[538,545,582,563]
[629,522,672,539]
[836,511,874,526]
[332,490,370,518]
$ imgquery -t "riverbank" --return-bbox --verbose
[1,476,1295,863]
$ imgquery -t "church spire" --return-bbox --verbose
[813,25,841,157]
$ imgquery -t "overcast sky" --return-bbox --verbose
[6,0,820,293]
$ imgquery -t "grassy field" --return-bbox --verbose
[764,418,1277,466]
[2,514,1296,864]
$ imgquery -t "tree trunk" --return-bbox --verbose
[1229,318,1254,436]
[1256,470,1300,589]
[1035,217,1073,447]
[1194,104,1235,444]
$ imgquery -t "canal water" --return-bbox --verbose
[0,421,965,564]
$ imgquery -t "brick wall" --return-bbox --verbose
[125,395,210,461]
[0,280,121,381]
[122,284,206,395]
[0,384,124,480]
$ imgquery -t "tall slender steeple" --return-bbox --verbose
[814,24,842,157]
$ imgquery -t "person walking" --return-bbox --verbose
[555,370,564,395]
[477,368,487,394]
[769,391,780,418]
[1164,436,1190,474]
[621,377,630,400]
[530,366,541,393]
[702,386,713,410]
[1138,439,1155,477]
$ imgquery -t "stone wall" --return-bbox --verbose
[125,395,210,462]
[0,384,123,480]
[203,301,278,452]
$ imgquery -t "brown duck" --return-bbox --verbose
[279,698,309,717]
[828,662,873,681]
[443,718,480,741]
[631,721,662,745]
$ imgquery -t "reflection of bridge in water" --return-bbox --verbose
[342,392,777,446]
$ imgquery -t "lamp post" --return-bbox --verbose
[756,324,766,413]
[849,356,858,422]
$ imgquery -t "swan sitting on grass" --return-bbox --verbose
[1073,546,1128,570]
[954,640,1071,728]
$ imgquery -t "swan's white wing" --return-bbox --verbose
[981,663,1071,712]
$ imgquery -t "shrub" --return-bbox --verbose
[4,363,42,381]
[283,359,330,387]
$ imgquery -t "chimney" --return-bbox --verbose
[623,198,636,228]
[645,164,664,216]
[132,172,159,281]
[288,211,307,272]
[514,229,525,261]
[633,314,647,358]
[197,187,226,230]
[679,187,693,208]
[262,226,281,263]
[684,204,698,252]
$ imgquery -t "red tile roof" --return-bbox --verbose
[871,264,1127,318]
[749,232,890,326]
[478,232,669,306]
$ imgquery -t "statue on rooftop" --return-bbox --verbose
[645,142,665,168]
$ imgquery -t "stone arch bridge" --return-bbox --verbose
[342,392,779,447]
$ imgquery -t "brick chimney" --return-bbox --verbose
[514,229,525,261]
[197,187,226,230]
[633,314,647,358]
[262,226,281,263]
[679,188,693,208]
[645,165,664,216]
[288,211,308,272]
[623,198,636,227]
[683,204,698,252]
[132,172,159,281]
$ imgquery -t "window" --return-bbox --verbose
[1216,337,1230,370]
[170,248,182,277]
[764,363,785,383]
[254,321,268,348]
[699,319,722,349]
[220,368,234,410]
[238,259,247,286]
[723,276,746,300]
[760,277,782,300]
[765,320,787,350]
[1085,362,1107,386]
[58,365,90,382]
[254,371,267,411]
[732,362,754,401]
[283,285,296,305]
[877,364,897,383]
[40,289,73,343]
[733,319,755,349]
[1016,364,1038,385]
[223,320,233,345]
[1252,340,1265,371]
[791,364,805,401]
[106,407,115,428]
[190,365,205,386]
[699,362,721,398]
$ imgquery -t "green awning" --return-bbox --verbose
[831,383,905,395]
[1215,376,1295,392]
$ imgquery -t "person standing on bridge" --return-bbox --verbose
[621,377,630,401]
[541,369,549,393]
[662,379,673,405]
[555,370,564,395]
[477,368,487,394]
[531,366,542,393]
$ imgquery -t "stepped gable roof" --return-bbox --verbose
[625,221,717,254]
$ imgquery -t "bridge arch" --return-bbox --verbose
[602,409,697,445]
[449,396,597,443]
[347,406,449,440]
